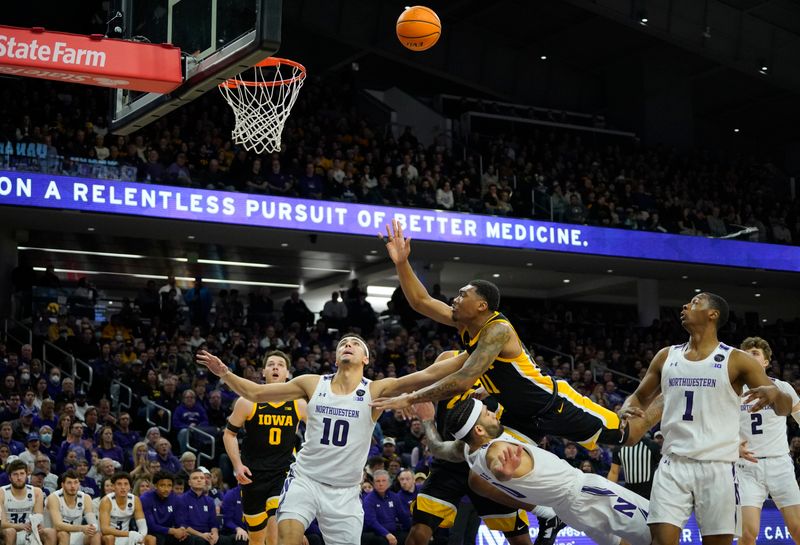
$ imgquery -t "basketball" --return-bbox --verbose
[396,6,441,51]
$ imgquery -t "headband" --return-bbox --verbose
[452,398,483,441]
[340,337,369,362]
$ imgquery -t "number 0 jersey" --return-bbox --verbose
[661,343,740,462]
[740,378,799,458]
[293,374,376,487]
[242,399,300,472]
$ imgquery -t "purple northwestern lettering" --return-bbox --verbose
[1,172,799,272]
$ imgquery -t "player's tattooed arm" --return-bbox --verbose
[421,419,466,463]
[410,322,511,404]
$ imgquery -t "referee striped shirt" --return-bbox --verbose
[612,437,661,499]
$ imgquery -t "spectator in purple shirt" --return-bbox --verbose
[176,470,235,545]
[95,425,126,467]
[362,470,411,545]
[154,439,182,476]
[141,470,189,545]
[113,412,141,454]
[174,390,209,453]
[0,421,26,455]
[393,469,418,510]
[297,163,324,199]
[220,485,248,542]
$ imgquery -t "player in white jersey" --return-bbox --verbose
[415,398,650,545]
[736,336,800,545]
[197,333,479,545]
[98,473,146,545]
[46,470,101,545]
[620,292,793,545]
[0,459,55,545]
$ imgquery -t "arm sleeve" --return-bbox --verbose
[135,519,148,536]
[361,497,389,537]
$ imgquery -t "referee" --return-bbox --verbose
[607,432,662,499]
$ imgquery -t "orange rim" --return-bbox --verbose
[219,57,306,89]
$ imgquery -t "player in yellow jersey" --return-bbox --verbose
[374,220,660,449]
[223,351,306,545]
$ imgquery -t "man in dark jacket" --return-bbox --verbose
[141,471,190,545]
[362,470,411,545]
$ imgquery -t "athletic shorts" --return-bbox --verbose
[501,381,626,450]
[411,463,529,537]
[276,469,363,545]
[649,454,741,536]
[737,455,800,509]
[240,469,287,531]
[555,473,650,545]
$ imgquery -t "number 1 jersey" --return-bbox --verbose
[293,374,375,487]
[661,343,740,462]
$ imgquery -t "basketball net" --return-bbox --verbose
[219,58,306,154]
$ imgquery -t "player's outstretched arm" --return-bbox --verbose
[414,402,466,463]
[467,472,535,511]
[381,219,457,327]
[620,347,667,419]
[196,350,315,403]
[372,322,510,411]
[736,350,792,415]
[375,351,468,398]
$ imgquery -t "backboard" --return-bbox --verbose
[109,0,281,135]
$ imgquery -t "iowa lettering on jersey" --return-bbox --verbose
[257,414,295,426]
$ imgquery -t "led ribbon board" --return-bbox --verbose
[1,171,799,272]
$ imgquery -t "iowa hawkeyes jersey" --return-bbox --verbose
[242,400,300,472]
[461,312,557,417]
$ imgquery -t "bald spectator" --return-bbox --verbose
[34,453,58,491]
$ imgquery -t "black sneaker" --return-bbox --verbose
[534,516,566,545]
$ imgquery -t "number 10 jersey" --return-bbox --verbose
[660,342,740,462]
[293,374,376,487]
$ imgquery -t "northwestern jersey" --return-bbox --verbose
[661,343,740,462]
[242,400,300,472]
[106,492,135,531]
[461,312,556,417]
[465,432,583,509]
[1,484,34,524]
[740,378,800,458]
[293,374,375,487]
[54,489,88,524]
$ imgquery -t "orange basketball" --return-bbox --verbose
[396,6,441,51]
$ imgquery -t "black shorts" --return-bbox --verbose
[501,382,627,449]
[240,469,287,531]
[411,463,529,537]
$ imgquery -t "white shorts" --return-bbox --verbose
[65,532,85,545]
[14,532,26,545]
[650,454,742,536]
[276,470,363,545]
[737,455,800,509]
[556,473,651,545]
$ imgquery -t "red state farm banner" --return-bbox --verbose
[0,25,182,93]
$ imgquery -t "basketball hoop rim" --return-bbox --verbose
[219,57,306,88]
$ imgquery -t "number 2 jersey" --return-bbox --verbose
[293,375,375,487]
[740,378,800,458]
[661,342,740,462]
[242,399,301,473]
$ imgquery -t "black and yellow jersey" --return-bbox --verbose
[242,400,300,472]
[461,311,557,418]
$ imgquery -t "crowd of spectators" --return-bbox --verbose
[2,70,799,246]
[2,262,800,542]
